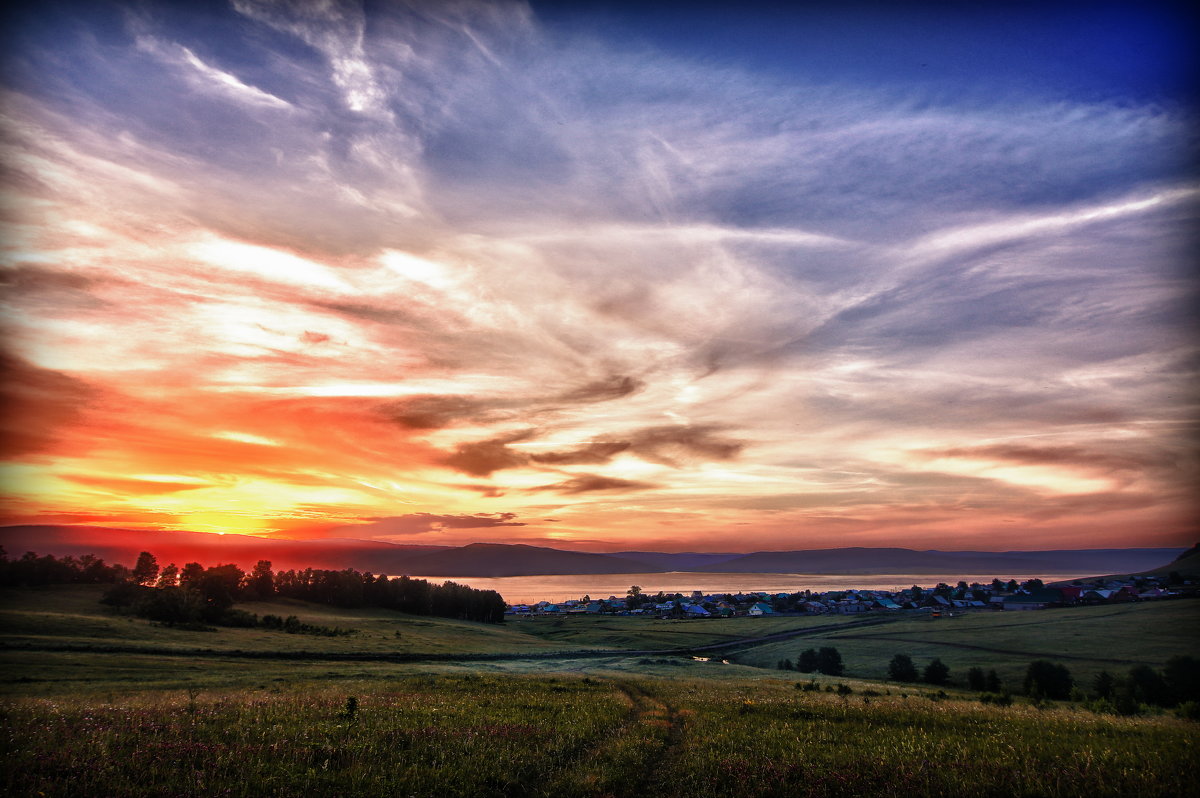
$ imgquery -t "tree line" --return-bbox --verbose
[3,549,507,625]
[775,644,1200,717]
[0,547,129,586]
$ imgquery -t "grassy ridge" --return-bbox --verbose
[730,601,1200,688]
[3,674,1194,798]
[4,587,1197,695]
[0,586,562,656]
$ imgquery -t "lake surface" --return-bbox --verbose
[409,571,1094,604]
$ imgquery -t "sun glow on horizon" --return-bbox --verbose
[0,0,1194,553]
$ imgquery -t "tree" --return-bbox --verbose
[193,564,245,620]
[967,666,986,691]
[179,562,205,589]
[815,647,844,676]
[1093,671,1116,700]
[797,648,818,673]
[1164,656,1200,704]
[248,560,275,599]
[132,552,159,586]
[888,654,918,682]
[626,585,643,609]
[1024,660,1073,700]
[156,563,179,589]
[137,587,205,626]
[1126,665,1172,707]
[923,658,950,686]
[985,669,1002,693]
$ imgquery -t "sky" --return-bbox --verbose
[0,0,1196,554]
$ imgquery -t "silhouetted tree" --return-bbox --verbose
[247,560,275,599]
[797,648,818,673]
[967,666,986,691]
[888,654,918,682]
[194,564,245,620]
[132,551,159,586]
[816,647,844,676]
[923,658,950,686]
[1126,664,1172,707]
[138,586,205,626]
[1024,660,1073,700]
[985,669,1002,692]
[156,563,179,588]
[179,562,204,589]
[1093,670,1116,699]
[1164,656,1200,704]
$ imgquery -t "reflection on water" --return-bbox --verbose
[409,571,1092,604]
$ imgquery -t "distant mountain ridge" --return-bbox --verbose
[0,525,1185,578]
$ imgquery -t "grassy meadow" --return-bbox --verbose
[731,600,1200,690]
[4,673,1196,798]
[2,586,1198,797]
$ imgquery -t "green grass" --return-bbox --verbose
[2,587,1197,796]
[509,611,855,650]
[732,600,1200,689]
[2,673,1194,798]
[0,585,563,656]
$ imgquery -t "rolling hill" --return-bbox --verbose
[0,525,1185,578]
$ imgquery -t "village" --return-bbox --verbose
[506,573,1187,618]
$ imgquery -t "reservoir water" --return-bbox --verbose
[408,571,1093,604]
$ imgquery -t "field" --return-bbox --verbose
[2,587,1198,797]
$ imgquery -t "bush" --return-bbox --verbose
[100,581,145,608]
[137,587,205,626]
[218,609,259,628]
[1175,701,1200,721]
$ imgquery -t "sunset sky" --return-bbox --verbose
[1,0,1196,553]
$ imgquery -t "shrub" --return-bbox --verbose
[1175,701,1200,721]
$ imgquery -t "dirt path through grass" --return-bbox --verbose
[535,679,687,797]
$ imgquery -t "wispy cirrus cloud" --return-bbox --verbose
[0,0,1194,550]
